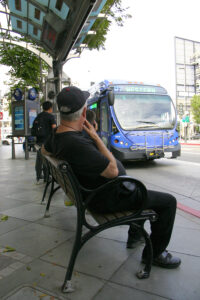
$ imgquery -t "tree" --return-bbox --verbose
[191,95,200,124]
[0,35,49,92]
[85,0,132,50]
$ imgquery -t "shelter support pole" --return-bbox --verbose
[53,60,63,111]
[52,60,63,124]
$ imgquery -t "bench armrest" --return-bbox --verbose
[83,175,148,211]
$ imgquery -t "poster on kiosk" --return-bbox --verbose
[11,88,40,137]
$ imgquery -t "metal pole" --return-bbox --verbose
[25,136,29,160]
[184,125,187,143]
[24,88,29,159]
[11,136,15,159]
[53,60,63,125]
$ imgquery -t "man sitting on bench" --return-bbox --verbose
[42,86,181,269]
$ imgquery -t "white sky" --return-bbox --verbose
[63,0,200,101]
[1,0,200,100]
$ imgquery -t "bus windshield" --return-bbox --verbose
[113,94,176,130]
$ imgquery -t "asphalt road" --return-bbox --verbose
[123,146,200,207]
[177,144,200,164]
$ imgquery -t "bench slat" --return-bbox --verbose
[91,211,134,225]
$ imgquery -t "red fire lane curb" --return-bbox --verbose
[177,202,200,218]
[180,142,200,146]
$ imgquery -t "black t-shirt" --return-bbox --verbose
[44,130,140,213]
[36,112,56,144]
[45,130,110,189]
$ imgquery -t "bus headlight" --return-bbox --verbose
[120,141,124,145]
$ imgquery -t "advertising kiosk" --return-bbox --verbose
[11,88,40,159]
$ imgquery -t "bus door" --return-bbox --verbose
[100,98,110,148]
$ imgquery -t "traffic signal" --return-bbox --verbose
[177,104,184,116]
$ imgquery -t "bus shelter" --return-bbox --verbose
[0,0,107,159]
[0,0,107,95]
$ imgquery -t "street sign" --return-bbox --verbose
[182,115,190,128]
[28,88,38,100]
[185,115,190,122]
[13,88,23,101]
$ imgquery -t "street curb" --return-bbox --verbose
[177,202,200,218]
[180,142,200,146]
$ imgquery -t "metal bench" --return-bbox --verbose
[42,154,157,293]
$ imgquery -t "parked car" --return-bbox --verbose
[191,133,200,140]
[2,136,20,145]
[2,138,11,145]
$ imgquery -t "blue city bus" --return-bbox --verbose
[87,80,181,161]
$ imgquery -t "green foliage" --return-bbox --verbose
[0,33,49,92]
[103,0,132,26]
[191,95,200,124]
[84,0,132,50]
[85,18,110,50]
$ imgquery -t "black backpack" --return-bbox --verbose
[31,114,46,137]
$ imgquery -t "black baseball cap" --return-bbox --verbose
[57,86,90,115]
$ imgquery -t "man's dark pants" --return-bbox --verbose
[141,190,176,258]
[91,189,177,259]
[35,142,47,181]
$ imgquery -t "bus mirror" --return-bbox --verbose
[108,91,115,106]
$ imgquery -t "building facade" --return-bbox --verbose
[175,37,200,117]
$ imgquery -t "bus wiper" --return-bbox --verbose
[137,120,157,124]
[135,121,161,128]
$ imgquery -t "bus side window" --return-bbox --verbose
[112,119,118,134]
[101,103,108,132]
[96,107,100,131]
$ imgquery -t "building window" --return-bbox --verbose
[34,8,40,20]
[55,0,63,11]
[33,27,38,36]
[17,20,22,29]
[15,0,21,11]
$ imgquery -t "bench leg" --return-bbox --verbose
[44,180,61,217]
[136,226,153,279]
[44,179,55,217]
[62,280,74,293]
[62,225,83,293]
[41,180,51,204]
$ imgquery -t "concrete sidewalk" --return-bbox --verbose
[0,145,200,300]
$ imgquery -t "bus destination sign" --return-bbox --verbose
[113,84,167,94]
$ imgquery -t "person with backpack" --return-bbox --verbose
[31,101,56,183]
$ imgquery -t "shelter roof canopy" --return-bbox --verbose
[0,0,107,65]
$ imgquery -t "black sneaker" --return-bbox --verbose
[142,250,181,269]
